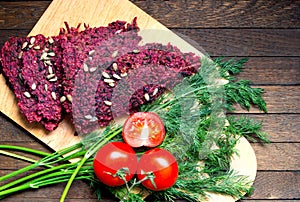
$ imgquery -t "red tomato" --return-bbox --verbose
[93,142,138,187]
[137,148,178,191]
[122,112,165,148]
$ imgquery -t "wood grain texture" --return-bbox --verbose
[232,114,300,142]
[250,172,300,199]
[1,1,299,29]
[0,30,30,47]
[131,0,300,28]
[0,171,299,201]
[0,1,51,29]
[232,86,300,113]
[242,201,300,202]
[252,143,300,171]
[1,142,297,171]
[236,57,300,85]
[172,29,300,56]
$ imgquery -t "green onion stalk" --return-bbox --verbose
[0,126,122,201]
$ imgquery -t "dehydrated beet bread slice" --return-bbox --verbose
[59,18,140,115]
[93,43,201,128]
[71,26,142,134]
[20,34,64,131]
[0,36,49,125]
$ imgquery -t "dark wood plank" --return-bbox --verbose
[1,142,298,171]
[0,113,38,142]
[234,114,300,143]
[0,179,99,200]
[248,172,300,199]
[233,86,300,113]
[0,1,50,30]
[131,0,300,28]
[172,29,300,57]
[241,200,300,202]
[0,141,51,169]
[236,57,300,85]
[1,1,299,29]
[1,171,299,201]
[2,143,298,171]
[252,143,300,171]
[0,29,30,47]
[1,199,108,202]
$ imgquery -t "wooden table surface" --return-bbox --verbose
[0,1,299,201]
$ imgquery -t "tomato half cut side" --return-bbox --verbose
[93,142,138,187]
[122,112,166,148]
[137,148,179,191]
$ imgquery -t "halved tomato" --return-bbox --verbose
[122,112,165,147]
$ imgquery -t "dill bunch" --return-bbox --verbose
[137,56,268,201]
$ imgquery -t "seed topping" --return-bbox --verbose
[51,92,57,100]
[89,67,97,73]
[31,83,37,90]
[89,50,95,56]
[24,92,31,98]
[120,72,127,77]
[104,100,112,106]
[112,63,118,71]
[48,37,54,44]
[89,116,98,122]
[84,115,93,120]
[46,74,55,79]
[17,51,23,59]
[83,63,89,72]
[115,29,122,34]
[30,37,36,44]
[152,88,159,96]
[22,42,28,50]
[48,66,53,74]
[132,49,140,54]
[102,72,110,79]
[112,50,118,58]
[40,52,48,60]
[34,45,40,50]
[47,52,55,57]
[60,96,66,103]
[144,93,150,101]
[66,94,73,103]
[44,84,48,91]
[44,60,52,66]
[49,77,58,82]
[18,73,24,81]
[104,79,115,84]
[112,73,121,80]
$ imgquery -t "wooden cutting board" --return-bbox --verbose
[0,0,256,201]
[0,0,203,151]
